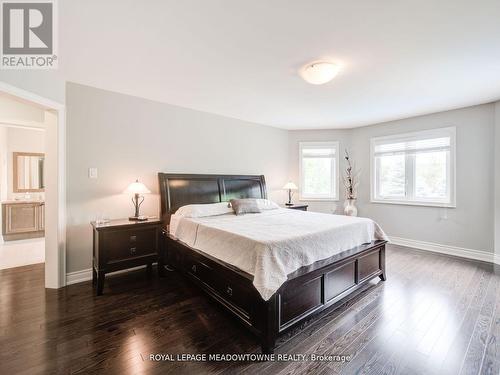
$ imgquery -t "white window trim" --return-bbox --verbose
[370,127,456,208]
[299,141,340,201]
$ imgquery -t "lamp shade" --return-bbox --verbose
[124,180,151,195]
[282,182,298,190]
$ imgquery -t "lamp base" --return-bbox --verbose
[129,215,148,221]
[285,203,294,206]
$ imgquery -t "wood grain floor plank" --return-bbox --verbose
[331,252,452,375]
[350,256,463,375]
[274,249,435,375]
[438,267,493,375]
[460,275,499,375]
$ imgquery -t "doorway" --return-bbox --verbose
[0,110,46,269]
[0,82,65,289]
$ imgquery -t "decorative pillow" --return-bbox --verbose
[230,198,262,215]
[175,202,233,218]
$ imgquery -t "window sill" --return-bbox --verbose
[370,199,456,208]
[299,198,339,202]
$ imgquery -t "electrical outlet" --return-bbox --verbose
[88,168,98,179]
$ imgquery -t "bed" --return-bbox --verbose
[158,173,387,353]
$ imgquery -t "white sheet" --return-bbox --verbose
[171,209,388,300]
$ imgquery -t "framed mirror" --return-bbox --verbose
[13,152,45,192]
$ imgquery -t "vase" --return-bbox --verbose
[344,199,358,217]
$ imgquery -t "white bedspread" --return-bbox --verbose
[171,209,387,300]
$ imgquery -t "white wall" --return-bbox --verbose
[66,83,289,273]
[0,127,7,243]
[7,127,46,199]
[0,127,8,203]
[495,102,500,263]
[0,95,46,200]
[0,95,45,124]
[0,95,46,242]
[289,104,496,254]
[43,109,64,287]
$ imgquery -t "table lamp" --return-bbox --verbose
[283,181,298,206]
[124,179,151,221]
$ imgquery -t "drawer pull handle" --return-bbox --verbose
[191,265,197,273]
[130,247,137,254]
[130,235,137,242]
[226,286,232,296]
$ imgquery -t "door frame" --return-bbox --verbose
[0,81,66,288]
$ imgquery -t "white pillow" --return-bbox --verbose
[175,202,233,218]
[255,199,280,211]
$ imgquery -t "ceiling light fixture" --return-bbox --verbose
[300,61,340,85]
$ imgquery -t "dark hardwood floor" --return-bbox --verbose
[1,245,499,375]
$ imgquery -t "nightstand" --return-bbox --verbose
[91,218,162,295]
[284,204,308,211]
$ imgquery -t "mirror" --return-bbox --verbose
[13,152,45,192]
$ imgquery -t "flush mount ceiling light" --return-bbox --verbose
[300,61,340,85]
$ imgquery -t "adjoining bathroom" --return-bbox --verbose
[0,94,46,270]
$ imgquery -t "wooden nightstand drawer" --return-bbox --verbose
[104,227,158,262]
[91,219,162,295]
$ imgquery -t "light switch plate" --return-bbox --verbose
[88,168,98,179]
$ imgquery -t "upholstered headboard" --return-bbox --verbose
[158,173,267,225]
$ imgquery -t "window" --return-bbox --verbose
[299,141,339,200]
[371,127,456,207]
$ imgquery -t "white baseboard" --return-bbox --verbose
[390,236,500,265]
[66,268,92,285]
[65,264,155,285]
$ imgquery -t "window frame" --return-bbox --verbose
[370,127,456,208]
[299,141,340,201]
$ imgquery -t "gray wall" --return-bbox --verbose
[289,104,496,253]
[65,84,500,272]
[351,104,495,252]
[66,83,289,273]
[287,129,352,214]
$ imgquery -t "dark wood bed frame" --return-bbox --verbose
[158,173,387,353]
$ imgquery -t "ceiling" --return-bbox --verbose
[60,0,500,130]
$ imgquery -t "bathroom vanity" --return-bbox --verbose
[2,201,45,241]
[1,151,46,241]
